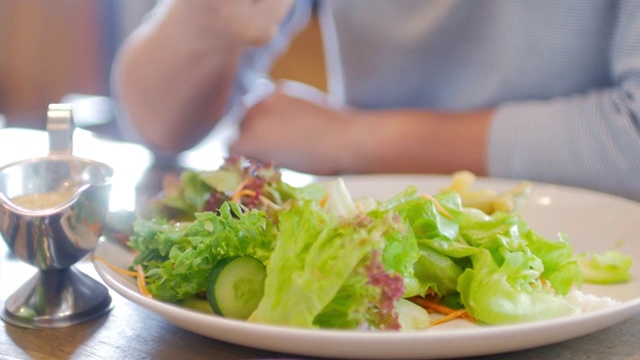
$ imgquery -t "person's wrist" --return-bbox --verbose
[336,109,375,174]
[336,109,434,174]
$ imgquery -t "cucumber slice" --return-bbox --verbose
[206,256,267,319]
[180,297,214,313]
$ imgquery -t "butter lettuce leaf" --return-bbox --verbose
[458,249,579,324]
[249,199,406,330]
[456,212,582,323]
[579,251,632,284]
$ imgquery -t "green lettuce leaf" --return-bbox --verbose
[129,202,276,301]
[457,249,579,324]
[456,212,581,324]
[249,199,406,329]
[579,251,632,284]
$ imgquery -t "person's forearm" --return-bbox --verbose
[342,108,493,175]
[112,2,242,152]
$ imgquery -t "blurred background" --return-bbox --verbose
[0,0,326,141]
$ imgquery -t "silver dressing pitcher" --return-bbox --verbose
[0,104,113,328]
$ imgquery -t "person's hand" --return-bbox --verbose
[230,80,493,176]
[114,0,296,152]
[230,81,360,175]
[174,0,296,48]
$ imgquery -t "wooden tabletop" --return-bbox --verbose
[2,156,640,360]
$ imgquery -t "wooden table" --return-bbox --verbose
[2,149,640,360]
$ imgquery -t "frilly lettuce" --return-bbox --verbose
[128,202,276,301]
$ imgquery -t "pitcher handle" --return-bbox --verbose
[47,104,74,155]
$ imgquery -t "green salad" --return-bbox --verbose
[125,156,632,331]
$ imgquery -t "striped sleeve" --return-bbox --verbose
[488,0,640,201]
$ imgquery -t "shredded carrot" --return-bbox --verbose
[408,296,475,326]
[539,276,549,287]
[319,193,329,208]
[232,189,257,203]
[420,194,455,220]
[429,309,472,326]
[92,255,138,277]
[232,179,251,198]
[231,188,281,210]
[92,255,152,298]
[134,265,151,297]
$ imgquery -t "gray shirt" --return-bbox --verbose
[237,0,640,200]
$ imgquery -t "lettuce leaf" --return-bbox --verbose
[249,199,406,329]
[129,202,276,301]
[579,251,632,284]
[456,212,581,324]
[457,249,579,324]
[380,189,583,324]
[382,191,466,297]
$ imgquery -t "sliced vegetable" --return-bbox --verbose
[180,297,214,313]
[206,256,267,319]
[396,298,431,331]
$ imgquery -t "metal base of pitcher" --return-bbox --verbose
[2,266,112,329]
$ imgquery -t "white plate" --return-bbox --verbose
[93,174,640,359]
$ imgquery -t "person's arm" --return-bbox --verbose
[343,108,492,176]
[111,0,298,152]
[487,0,640,200]
[230,83,492,176]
